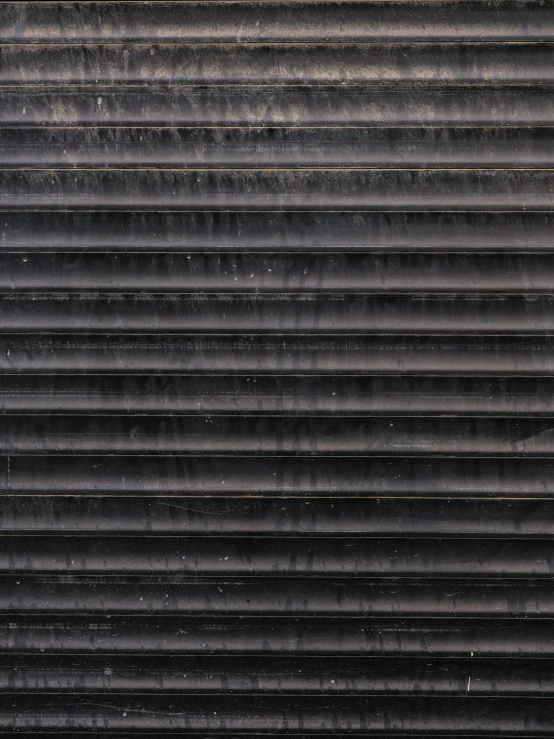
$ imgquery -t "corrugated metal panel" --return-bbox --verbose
[1,0,554,735]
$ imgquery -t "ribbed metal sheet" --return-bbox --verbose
[1,1,554,735]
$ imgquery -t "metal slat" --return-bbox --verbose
[7,127,554,169]
[4,252,554,293]
[6,415,554,455]
[1,43,553,86]
[1,615,553,656]
[4,293,554,333]
[5,211,554,252]
[3,694,554,734]
[4,579,554,617]
[1,497,553,537]
[3,334,554,375]
[3,375,554,415]
[6,86,554,127]
[0,536,553,578]
[6,169,554,210]
[5,456,554,496]
[3,1,554,43]
[0,655,552,695]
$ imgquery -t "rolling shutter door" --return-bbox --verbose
[0,0,554,734]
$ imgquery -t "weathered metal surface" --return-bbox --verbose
[1,536,554,577]
[4,375,554,415]
[6,292,554,333]
[6,169,554,210]
[2,695,554,733]
[8,127,554,169]
[7,455,554,495]
[7,415,554,455]
[4,334,554,374]
[2,43,554,85]
[2,0,554,735]
[3,1,554,43]
[5,85,554,128]
[2,497,554,536]
[4,252,554,292]
[8,211,554,251]
[2,655,554,694]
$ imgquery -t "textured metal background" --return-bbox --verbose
[1,0,554,734]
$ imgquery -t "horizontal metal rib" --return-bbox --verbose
[1,615,553,656]
[2,497,553,537]
[5,416,554,455]
[3,1,554,43]
[1,655,553,695]
[8,127,554,169]
[3,694,554,733]
[6,211,554,252]
[4,294,554,334]
[1,44,553,86]
[1,578,554,616]
[2,335,554,375]
[5,86,554,127]
[4,456,554,496]
[2,536,554,578]
[2,694,554,733]
[6,169,554,210]
[7,253,554,293]
[4,375,554,415]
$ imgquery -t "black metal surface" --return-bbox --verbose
[1,0,554,735]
